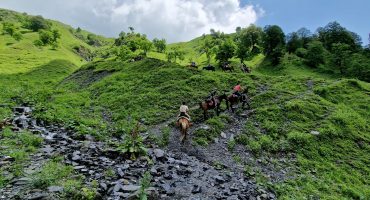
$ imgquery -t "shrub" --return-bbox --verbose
[117,122,147,159]
[26,15,50,32]
[31,161,74,189]
[287,131,312,147]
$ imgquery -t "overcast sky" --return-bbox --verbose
[0,0,368,44]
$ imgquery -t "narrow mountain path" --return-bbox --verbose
[1,106,276,200]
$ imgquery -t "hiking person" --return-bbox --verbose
[178,102,190,121]
[233,82,242,97]
[206,89,218,106]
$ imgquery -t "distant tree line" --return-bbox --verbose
[198,21,369,82]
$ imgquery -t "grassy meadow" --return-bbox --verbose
[0,8,369,199]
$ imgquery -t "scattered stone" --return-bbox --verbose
[153,149,165,158]
[214,176,225,184]
[27,193,48,200]
[310,130,320,135]
[221,132,227,138]
[191,185,202,194]
[121,185,140,192]
[47,186,63,193]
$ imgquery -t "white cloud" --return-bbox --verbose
[0,0,264,42]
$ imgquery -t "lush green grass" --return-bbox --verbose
[0,128,43,187]
[0,8,369,199]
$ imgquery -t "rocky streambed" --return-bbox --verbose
[0,107,276,200]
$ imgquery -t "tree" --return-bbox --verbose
[305,41,325,68]
[296,27,313,47]
[330,43,352,74]
[152,38,166,53]
[34,29,61,48]
[199,37,216,64]
[114,45,133,61]
[235,24,263,63]
[262,25,286,65]
[140,39,152,56]
[2,22,16,36]
[215,38,236,64]
[348,53,370,81]
[87,33,102,46]
[166,47,185,63]
[317,21,361,52]
[13,32,23,41]
[286,32,302,53]
[27,15,50,32]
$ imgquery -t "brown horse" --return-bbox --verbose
[227,91,251,113]
[178,117,190,143]
[199,93,228,120]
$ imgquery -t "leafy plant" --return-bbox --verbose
[138,171,152,200]
[117,122,147,159]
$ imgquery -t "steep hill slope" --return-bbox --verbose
[0,8,112,74]
[0,8,369,199]
[19,58,369,199]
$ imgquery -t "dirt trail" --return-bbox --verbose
[0,106,276,200]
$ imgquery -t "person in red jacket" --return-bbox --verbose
[233,82,242,97]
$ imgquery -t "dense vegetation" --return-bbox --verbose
[0,8,369,199]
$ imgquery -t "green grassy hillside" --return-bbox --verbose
[0,8,111,74]
[0,8,369,199]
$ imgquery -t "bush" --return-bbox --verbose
[31,161,74,189]
[26,15,50,32]
[295,48,307,58]
[117,122,147,159]
[305,41,325,68]
[287,131,312,147]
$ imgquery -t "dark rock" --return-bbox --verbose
[113,183,123,192]
[100,182,108,191]
[160,184,174,196]
[14,115,29,129]
[227,195,239,200]
[47,186,63,193]
[164,173,173,180]
[191,185,202,194]
[117,168,124,177]
[153,149,165,158]
[215,175,225,184]
[27,193,48,200]
[121,185,140,192]
[230,184,238,192]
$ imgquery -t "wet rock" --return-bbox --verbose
[230,184,238,192]
[215,175,225,184]
[121,185,140,192]
[310,130,320,135]
[160,184,174,196]
[153,149,165,158]
[27,193,48,200]
[13,107,32,114]
[47,186,63,193]
[227,195,239,200]
[191,185,202,194]
[100,182,107,191]
[113,183,123,193]
[117,168,125,177]
[14,177,31,185]
[14,114,29,129]
[164,173,173,180]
